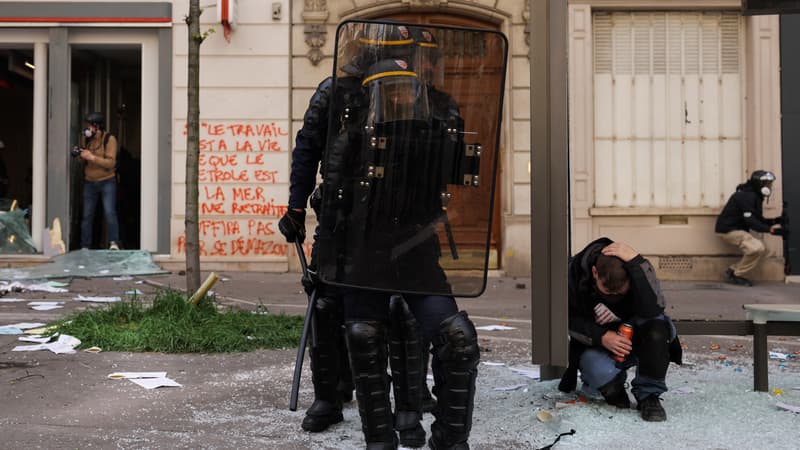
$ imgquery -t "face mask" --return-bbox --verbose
[83,127,95,138]
[761,186,771,197]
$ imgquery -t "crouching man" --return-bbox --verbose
[559,238,682,421]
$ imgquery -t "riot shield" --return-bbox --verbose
[316,20,508,297]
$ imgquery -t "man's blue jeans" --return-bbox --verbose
[81,178,119,248]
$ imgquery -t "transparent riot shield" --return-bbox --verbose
[316,20,508,297]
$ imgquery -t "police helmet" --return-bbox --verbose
[339,23,415,77]
[362,59,429,124]
[409,27,444,85]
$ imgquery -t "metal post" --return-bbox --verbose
[753,323,768,392]
[530,0,570,376]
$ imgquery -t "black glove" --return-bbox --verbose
[278,209,306,243]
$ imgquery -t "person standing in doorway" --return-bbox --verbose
[78,112,120,250]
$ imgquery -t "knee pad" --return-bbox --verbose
[434,311,479,369]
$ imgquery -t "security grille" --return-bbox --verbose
[593,11,743,208]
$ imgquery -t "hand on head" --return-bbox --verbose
[601,242,638,263]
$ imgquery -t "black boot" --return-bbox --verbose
[599,372,630,409]
[388,296,426,448]
[302,296,345,432]
[345,321,398,449]
[429,312,479,450]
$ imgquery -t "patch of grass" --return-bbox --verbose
[53,289,303,353]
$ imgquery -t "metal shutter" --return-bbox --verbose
[593,11,742,208]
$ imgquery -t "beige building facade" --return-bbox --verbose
[0,0,787,280]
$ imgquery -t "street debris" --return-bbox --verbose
[0,281,68,294]
[12,334,80,354]
[28,301,64,311]
[75,295,121,303]
[776,402,800,414]
[476,325,516,331]
[108,372,182,389]
[0,249,167,281]
[481,361,506,367]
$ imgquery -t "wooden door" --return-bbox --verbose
[380,13,504,268]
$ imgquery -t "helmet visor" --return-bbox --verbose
[367,76,430,124]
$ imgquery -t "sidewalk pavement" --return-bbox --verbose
[1,270,800,448]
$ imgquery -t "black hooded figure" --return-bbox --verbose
[715,170,784,286]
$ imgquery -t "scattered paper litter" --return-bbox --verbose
[108,372,168,380]
[129,377,182,389]
[0,326,23,334]
[18,335,55,343]
[770,351,789,360]
[2,322,46,330]
[25,325,58,335]
[113,276,134,281]
[99,269,110,274]
[493,384,527,391]
[776,402,800,414]
[507,365,541,380]
[84,346,102,353]
[12,334,80,354]
[475,325,517,331]
[0,298,26,302]
[481,361,506,366]
[124,289,144,296]
[75,295,121,303]
[108,372,181,389]
[29,302,64,311]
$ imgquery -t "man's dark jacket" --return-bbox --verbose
[559,237,682,392]
[715,183,777,234]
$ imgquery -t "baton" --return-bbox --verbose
[289,240,317,411]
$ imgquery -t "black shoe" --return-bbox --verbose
[637,395,667,422]
[301,399,344,432]
[399,422,426,448]
[724,269,752,287]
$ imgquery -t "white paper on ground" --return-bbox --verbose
[0,282,68,293]
[75,295,121,303]
[12,334,80,354]
[31,304,64,311]
[776,402,800,414]
[129,377,182,389]
[769,351,789,359]
[28,301,65,305]
[508,365,541,380]
[481,361,506,366]
[3,322,46,330]
[475,325,517,331]
[113,276,134,281]
[108,372,168,380]
[124,289,144,295]
[0,298,26,302]
[18,335,55,343]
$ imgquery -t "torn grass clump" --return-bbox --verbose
[53,289,302,353]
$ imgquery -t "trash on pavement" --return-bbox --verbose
[75,294,121,303]
[84,346,102,353]
[12,334,80,354]
[0,326,23,334]
[28,301,64,311]
[108,372,182,389]
[0,281,68,294]
[770,351,790,359]
[776,402,800,414]
[476,325,517,331]
[481,361,506,366]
